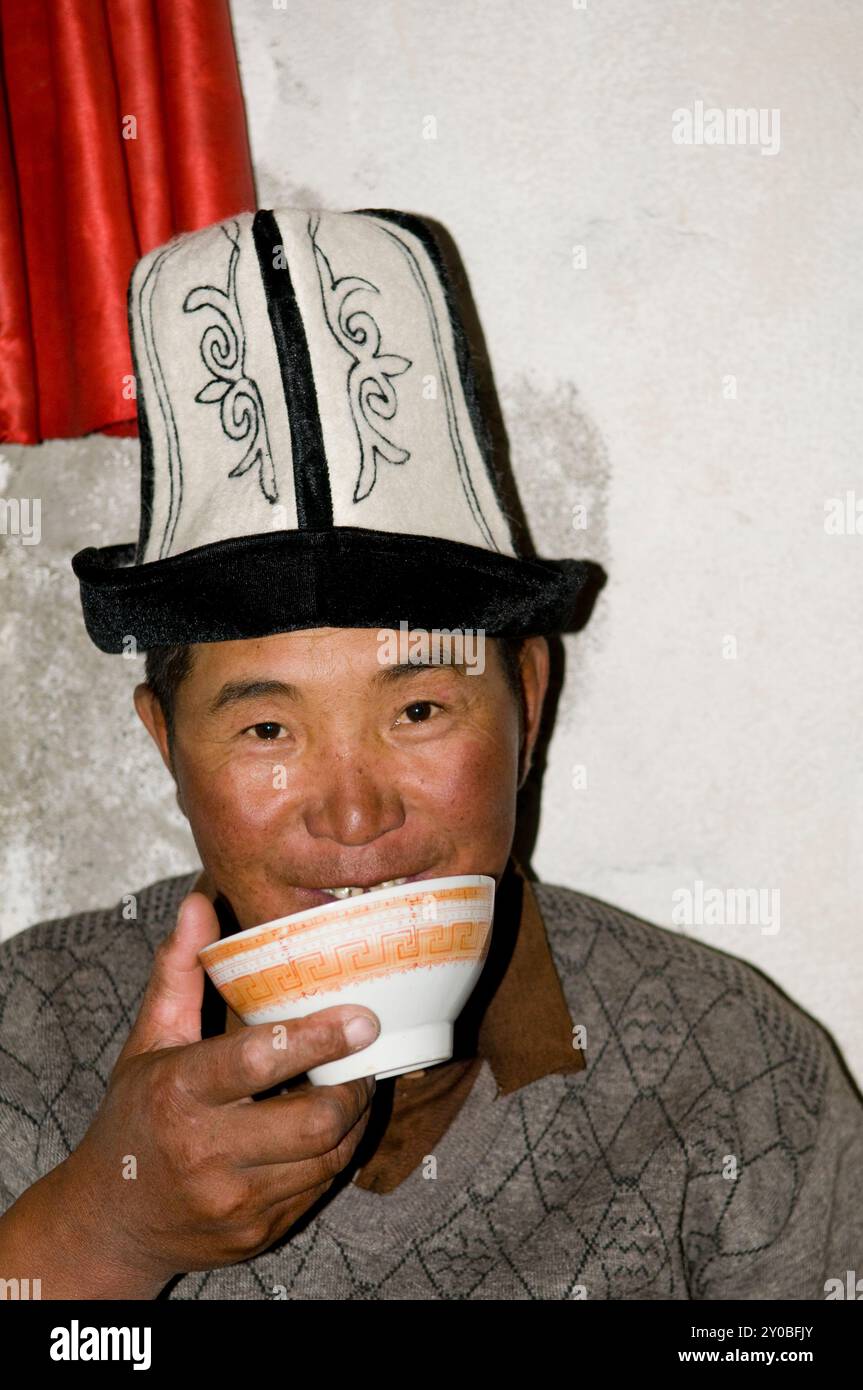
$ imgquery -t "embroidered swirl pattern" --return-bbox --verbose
[309,212,412,502]
[184,221,277,503]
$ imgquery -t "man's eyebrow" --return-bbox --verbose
[207,662,467,716]
[207,679,301,716]
[373,660,469,687]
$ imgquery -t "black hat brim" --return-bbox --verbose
[71,527,592,654]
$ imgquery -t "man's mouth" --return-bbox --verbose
[290,872,435,908]
[319,877,410,899]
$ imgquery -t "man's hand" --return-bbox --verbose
[0,892,380,1299]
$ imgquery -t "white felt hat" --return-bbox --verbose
[72,207,591,651]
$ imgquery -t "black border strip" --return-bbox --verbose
[126,266,155,563]
[252,209,333,529]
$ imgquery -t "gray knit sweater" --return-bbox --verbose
[1,869,861,1300]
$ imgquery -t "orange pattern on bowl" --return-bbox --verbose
[220,916,489,1011]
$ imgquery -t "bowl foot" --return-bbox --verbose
[307,1022,454,1086]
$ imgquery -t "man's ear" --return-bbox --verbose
[516,637,549,791]
[133,683,174,777]
[135,684,186,815]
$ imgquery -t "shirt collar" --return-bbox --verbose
[457,853,586,1093]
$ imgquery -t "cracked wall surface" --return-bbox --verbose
[1,0,860,1085]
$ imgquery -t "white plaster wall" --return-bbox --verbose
[1,0,860,1085]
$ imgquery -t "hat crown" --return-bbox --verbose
[71,206,591,653]
[129,207,518,565]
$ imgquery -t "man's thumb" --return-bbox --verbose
[121,891,222,1058]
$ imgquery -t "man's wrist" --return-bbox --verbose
[0,1157,173,1300]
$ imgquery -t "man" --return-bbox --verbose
[1,208,861,1300]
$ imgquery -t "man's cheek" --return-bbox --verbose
[419,741,503,807]
[185,761,284,836]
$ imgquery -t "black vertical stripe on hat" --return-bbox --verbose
[252,210,333,529]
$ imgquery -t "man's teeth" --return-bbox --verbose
[321,877,409,899]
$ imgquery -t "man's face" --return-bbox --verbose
[135,628,549,930]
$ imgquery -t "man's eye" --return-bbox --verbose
[245,722,286,741]
[396,701,442,725]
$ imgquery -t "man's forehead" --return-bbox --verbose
[184,625,492,698]
[204,659,473,716]
[190,627,491,670]
[194,627,382,659]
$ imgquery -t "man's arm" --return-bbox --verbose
[0,896,380,1300]
[0,1159,170,1300]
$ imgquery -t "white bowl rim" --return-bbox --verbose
[198,873,496,958]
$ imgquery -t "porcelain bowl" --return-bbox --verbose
[198,874,495,1085]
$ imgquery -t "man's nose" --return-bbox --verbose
[301,752,406,846]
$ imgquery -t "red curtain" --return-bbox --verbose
[0,0,257,444]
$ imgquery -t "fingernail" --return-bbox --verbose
[344,1015,378,1050]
